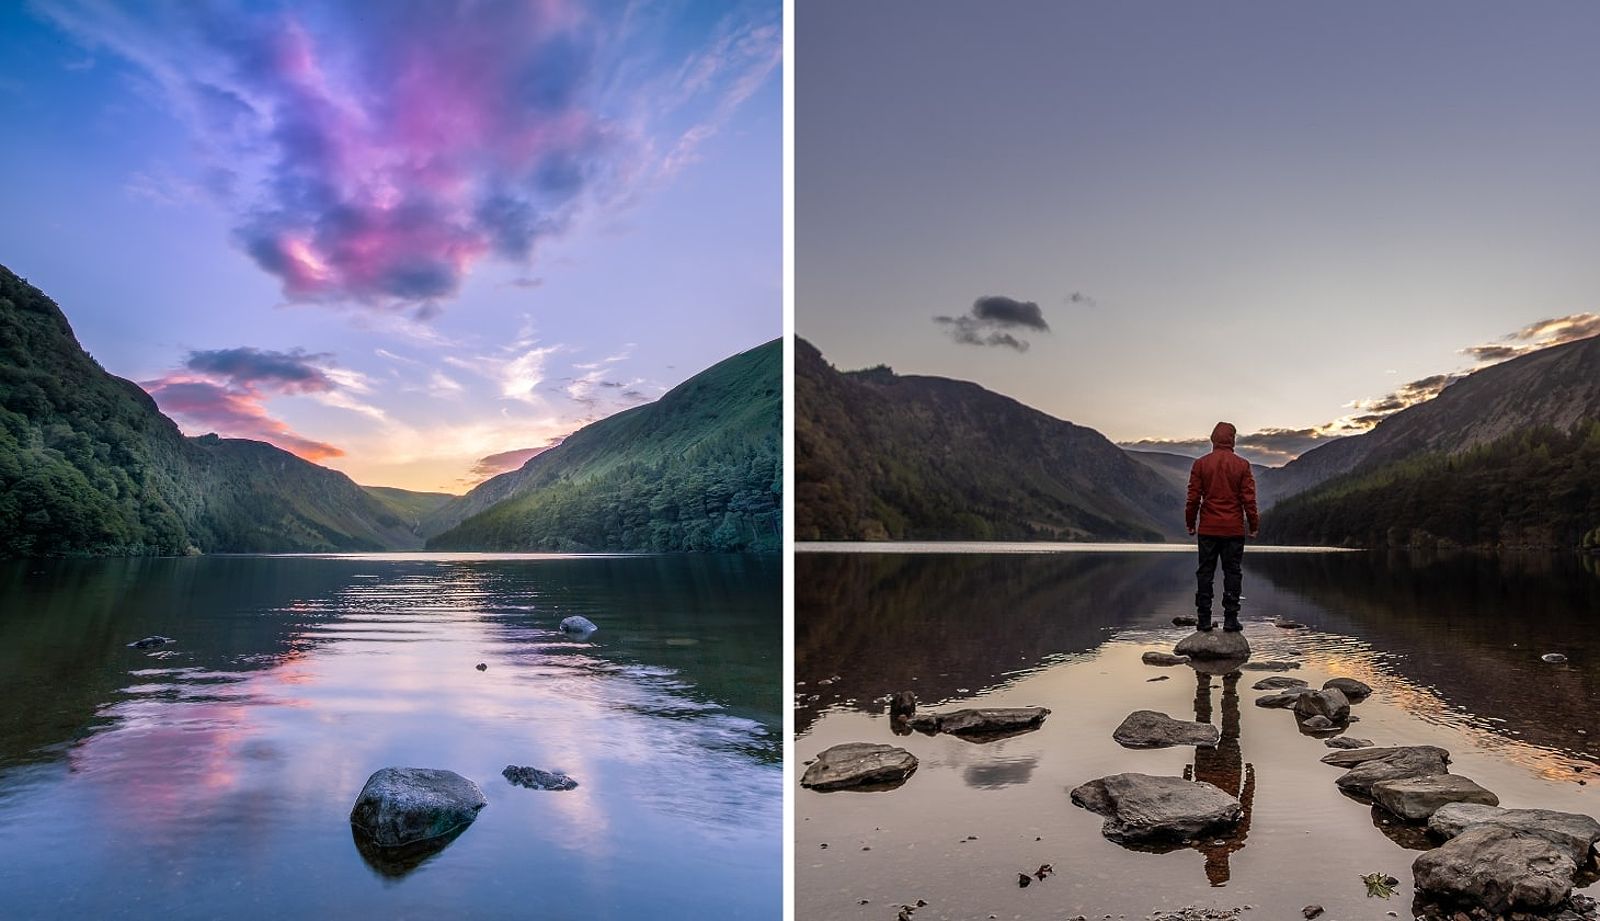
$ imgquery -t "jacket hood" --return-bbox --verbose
[1210,421,1237,450]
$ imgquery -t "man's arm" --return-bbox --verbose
[1185,461,1202,535]
[1242,463,1259,537]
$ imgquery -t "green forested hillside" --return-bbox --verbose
[362,485,455,530]
[0,265,425,556]
[427,340,781,552]
[1264,422,1600,550]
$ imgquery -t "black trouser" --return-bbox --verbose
[1195,535,1245,624]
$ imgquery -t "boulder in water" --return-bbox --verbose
[1294,687,1351,725]
[1174,630,1250,661]
[889,690,917,719]
[1070,773,1242,845]
[1413,825,1578,915]
[1112,710,1221,749]
[1251,676,1307,691]
[801,743,918,791]
[349,767,487,848]
[909,707,1049,737]
[1371,774,1498,821]
[503,765,578,791]
[1322,677,1372,702]
[1143,651,1190,666]
[1324,737,1374,750]
[1171,615,1198,627]
[1428,803,1600,866]
[559,615,598,635]
[1322,745,1452,796]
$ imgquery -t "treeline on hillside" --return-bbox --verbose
[430,442,780,553]
[1264,422,1600,550]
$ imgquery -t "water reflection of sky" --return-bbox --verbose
[797,550,1600,921]
[0,554,779,919]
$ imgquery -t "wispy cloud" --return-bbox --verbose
[38,0,780,313]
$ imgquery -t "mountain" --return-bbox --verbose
[424,339,780,552]
[795,338,1184,542]
[1260,335,1600,507]
[0,264,424,555]
[362,485,454,531]
[1126,449,1276,505]
[1261,335,1600,549]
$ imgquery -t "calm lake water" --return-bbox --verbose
[0,553,780,920]
[797,545,1600,921]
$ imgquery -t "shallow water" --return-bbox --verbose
[0,553,780,920]
[796,548,1600,921]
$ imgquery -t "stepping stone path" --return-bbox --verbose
[1112,710,1221,749]
[1428,803,1600,866]
[1413,825,1578,915]
[1324,737,1374,750]
[908,707,1049,737]
[801,743,918,791]
[1251,676,1307,691]
[1321,745,1453,796]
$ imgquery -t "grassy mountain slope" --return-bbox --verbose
[0,264,423,556]
[426,339,781,552]
[363,485,455,531]
[796,338,1184,542]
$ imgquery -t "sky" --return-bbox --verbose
[797,0,1600,465]
[0,0,780,492]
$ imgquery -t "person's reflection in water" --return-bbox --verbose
[1182,669,1255,886]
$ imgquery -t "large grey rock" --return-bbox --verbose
[1252,676,1307,690]
[1371,774,1499,821]
[1293,687,1351,725]
[350,768,488,848]
[1112,710,1221,749]
[1413,825,1578,914]
[1428,803,1600,866]
[1322,677,1372,702]
[559,615,598,634]
[909,707,1049,736]
[801,743,918,791]
[1142,651,1189,666]
[1322,745,1452,796]
[1070,772,1242,845]
[1174,630,1250,661]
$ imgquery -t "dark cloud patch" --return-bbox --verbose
[1065,291,1097,308]
[469,439,563,481]
[184,347,334,393]
[934,295,1050,351]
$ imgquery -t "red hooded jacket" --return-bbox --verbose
[1186,422,1259,538]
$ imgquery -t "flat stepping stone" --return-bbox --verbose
[1239,661,1299,672]
[1372,774,1498,821]
[1255,687,1319,709]
[1174,630,1250,661]
[1428,804,1600,866]
[1321,745,1452,796]
[1112,710,1220,749]
[1252,676,1307,690]
[1323,677,1372,702]
[1142,651,1189,666]
[1413,825,1578,915]
[801,743,918,791]
[1070,773,1242,845]
[1324,737,1374,750]
[908,707,1049,737]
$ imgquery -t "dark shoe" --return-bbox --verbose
[1197,614,1215,632]
[1223,618,1243,632]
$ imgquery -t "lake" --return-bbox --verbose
[0,553,781,920]
[796,545,1600,920]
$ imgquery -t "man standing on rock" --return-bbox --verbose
[1186,421,1259,632]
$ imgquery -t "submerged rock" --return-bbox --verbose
[1325,737,1374,750]
[1174,630,1251,661]
[1543,653,1570,664]
[1172,615,1199,627]
[502,765,578,791]
[1322,745,1452,797]
[801,743,918,791]
[1112,710,1221,749]
[1323,677,1373,702]
[1070,773,1242,845]
[559,615,598,635]
[1413,825,1578,914]
[909,707,1050,737]
[1372,774,1498,821]
[1294,687,1351,725]
[349,767,487,848]
[127,636,174,649]
[1251,676,1307,690]
[1428,803,1600,866]
[1143,651,1189,667]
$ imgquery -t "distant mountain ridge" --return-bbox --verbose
[796,338,1184,542]
[425,339,780,552]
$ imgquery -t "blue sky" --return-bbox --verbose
[798,0,1600,464]
[0,0,780,490]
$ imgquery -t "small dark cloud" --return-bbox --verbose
[1065,291,1097,308]
[184,347,335,393]
[934,295,1050,351]
[469,439,563,480]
